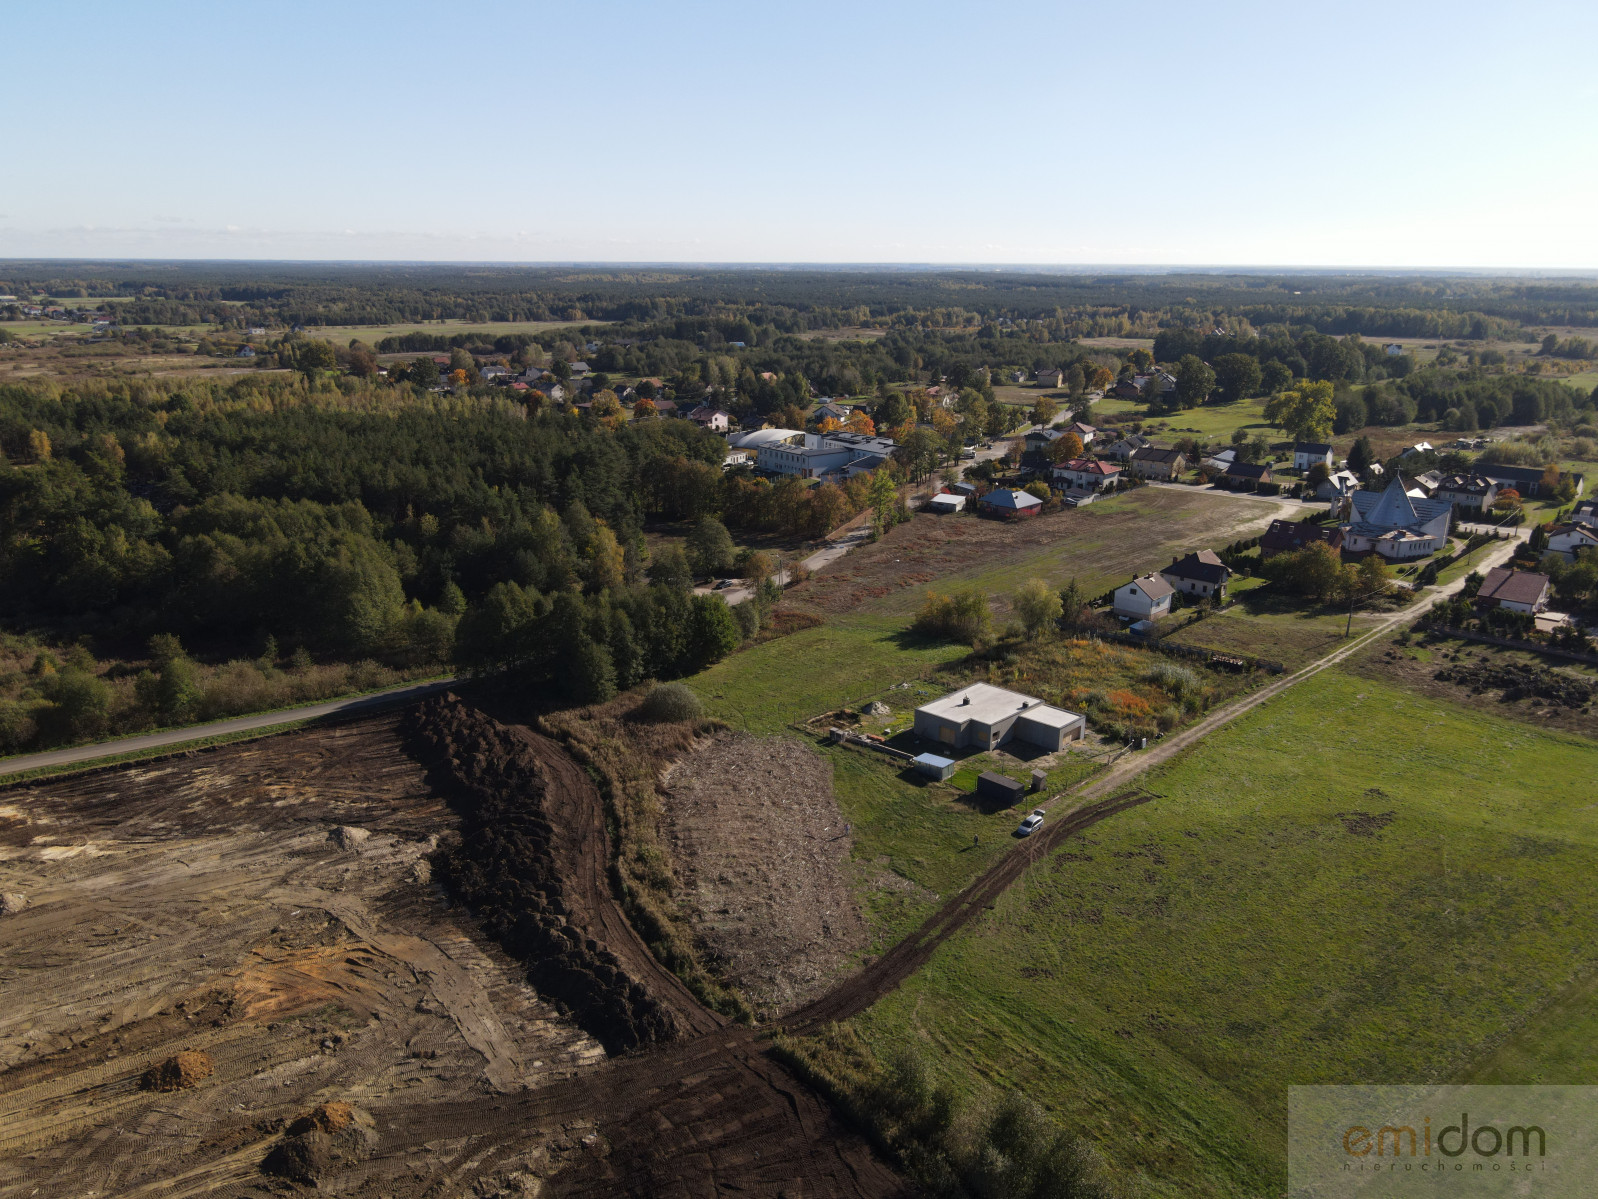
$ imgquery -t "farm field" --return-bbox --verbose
[849,663,1598,1198]
[310,318,602,347]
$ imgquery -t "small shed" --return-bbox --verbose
[926,492,966,514]
[976,771,1026,804]
[913,752,956,781]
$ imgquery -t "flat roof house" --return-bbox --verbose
[1113,573,1174,620]
[1474,567,1551,614]
[913,683,1085,752]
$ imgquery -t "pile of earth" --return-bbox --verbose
[1435,658,1595,707]
[403,693,678,1053]
[261,1102,378,1183]
[139,1050,213,1092]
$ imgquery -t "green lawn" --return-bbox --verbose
[851,664,1598,1197]
[1163,602,1375,669]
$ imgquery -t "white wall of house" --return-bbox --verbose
[1113,581,1171,620]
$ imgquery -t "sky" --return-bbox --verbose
[6,0,1596,268]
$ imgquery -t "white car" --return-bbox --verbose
[1017,808,1046,837]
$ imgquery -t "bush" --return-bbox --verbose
[637,682,705,723]
[911,590,992,644]
[1141,660,1201,698]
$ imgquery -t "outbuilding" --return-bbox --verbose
[913,752,956,781]
[976,771,1026,805]
[926,492,966,514]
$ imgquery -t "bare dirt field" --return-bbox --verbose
[787,488,1281,620]
[661,732,867,1017]
[0,702,911,1198]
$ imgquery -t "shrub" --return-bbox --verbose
[911,589,992,644]
[636,682,705,723]
[1141,660,1201,698]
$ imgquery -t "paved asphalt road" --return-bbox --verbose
[0,677,458,779]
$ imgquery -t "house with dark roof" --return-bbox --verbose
[1113,573,1174,620]
[1128,446,1187,481]
[1476,463,1585,499]
[1258,519,1345,558]
[1341,474,1452,559]
[1474,567,1550,614]
[1222,461,1273,490]
[1110,378,1145,400]
[1161,550,1230,600]
[688,404,731,431]
[1063,420,1097,445]
[1104,433,1151,461]
[1547,522,1598,562]
[1431,473,1499,514]
[1292,443,1335,471]
[977,488,1044,519]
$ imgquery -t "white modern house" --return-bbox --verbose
[1341,475,1452,559]
[1052,457,1122,492]
[1113,573,1174,620]
[913,683,1084,752]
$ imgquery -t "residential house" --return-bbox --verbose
[1009,369,1028,384]
[1258,518,1345,558]
[1314,469,1361,504]
[1128,446,1187,481]
[1110,378,1144,400]
[1022,426,1064,468]
[688,405,731,432]
[1052,457,1122,492]
[1546,522,1598,562]
[1161,550,1230,601]
[1113,573,1174,620]
[978,488,1044,519]
[1476,463,1585,499]
[569,361,591,377]
[1430,473,1499,514]
[1400,441,1434,458]
[1222,461,1273,490]
[1063,420,1097,445]
[813,401,853,424]
[1571,499,1598,528]
[236,345,256,359]
[1105,433,1151,461]
[1412,470,1443,492]
[650,399,679,417]
[1204,448,1238,472]
[1034,367,1066,389]
[1474,567,1551,614]
[1292,442,1335,472]
[479,365,510,380]
[1384,343,1405,356]
[1341,474,1452,559]
[913,682,1084,752]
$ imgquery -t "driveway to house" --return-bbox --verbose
[1051,528,1529,809]
[0,677,457,781]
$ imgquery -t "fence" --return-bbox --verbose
[1426,625,1598,667]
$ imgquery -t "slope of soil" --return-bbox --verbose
[662,731,867,1016]
[404,693,694,1053]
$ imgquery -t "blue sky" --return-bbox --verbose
[7,0,1595,267]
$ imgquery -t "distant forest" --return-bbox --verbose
[5,262,1598,334]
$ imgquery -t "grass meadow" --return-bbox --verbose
[845,664,1598,1197]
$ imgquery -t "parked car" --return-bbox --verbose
[1017,808,1046,836]
[714,579,735,590]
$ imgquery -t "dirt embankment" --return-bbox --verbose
[663,732,867,1017]
[403,694,689,1054]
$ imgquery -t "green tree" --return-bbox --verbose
[1348,435,1375,476]
[685,516,736,578]
[685,594,739,668]
[292,339,338,380]
[1261,360,1294,393]
[1212,353,1262,403]
[648,542,694,590]
[1011,578,1063,638]
[1173,355,1216,409]
[867,470,898,537]
[37,670,112,743]
[1265,380,1336,443]
[409,355,440,387]
[1030,396,1058,426]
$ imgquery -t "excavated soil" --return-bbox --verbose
[403,693,685,1053]
[662,732,867,1016]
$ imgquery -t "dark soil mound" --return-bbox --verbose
[403,693,678,1054]
[288,1101,358,1137]
[140,1050,213,1092]
[261,1125,375,1184]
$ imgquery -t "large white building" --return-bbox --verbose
[1341,475,1452,559]
[731,428,897,480]
[913,683,1084,752]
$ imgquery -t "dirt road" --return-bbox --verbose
[0,677,456,780]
